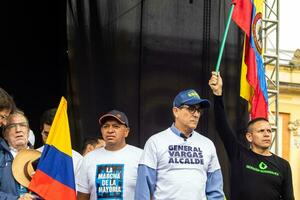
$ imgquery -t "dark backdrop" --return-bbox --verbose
[3,0,249,198]
[66,0,247,144]
[3,1,67,148]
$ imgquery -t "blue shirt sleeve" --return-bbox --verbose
[134,164,156,200]
[206,169,225,200]
[0,191,18,200]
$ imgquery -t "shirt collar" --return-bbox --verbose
[9,146,29,158]
[170,123,193,139]
[9,146,18,158]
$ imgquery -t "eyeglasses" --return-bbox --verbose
[0,114,9,120]
[179,105,203,114]
[4,122,28,131]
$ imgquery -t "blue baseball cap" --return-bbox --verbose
[173,89,210,108]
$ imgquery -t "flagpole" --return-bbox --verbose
[215,4,235,72]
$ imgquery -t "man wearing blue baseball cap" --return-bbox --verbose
[135,89,224,200]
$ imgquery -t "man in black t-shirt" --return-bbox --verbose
[209,72,294,200]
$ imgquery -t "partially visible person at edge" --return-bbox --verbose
[0,87,16,129]
[81,137,105,156]
[135,89,224,200]
[36,108,83,190]
[77,110,143,200]
[0,109,36,200]
[209,71,294,200]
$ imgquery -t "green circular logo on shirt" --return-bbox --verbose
[259,162,268,170]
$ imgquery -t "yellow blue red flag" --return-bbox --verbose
[233,0,268,119]
[28,97,76,200]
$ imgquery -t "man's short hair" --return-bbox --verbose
[81,137,99,154]
[247,117,269,132]
[9,108,28,124]
[40,108,57,130]
[0,87,16,112]
[3,109,29,132]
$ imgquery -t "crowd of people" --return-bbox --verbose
[0,72,295,200]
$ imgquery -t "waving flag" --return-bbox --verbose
[233,0,268,119]
[29,97,76,200]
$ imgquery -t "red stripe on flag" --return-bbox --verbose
[244,36,268,119]
[251,87,268,119]
[244,38,258,88]
[29,170,76,200]
[232,0,253,36]
[234,0,268,119]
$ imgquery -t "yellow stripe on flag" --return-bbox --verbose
[240,36,253,111]
[254,0,263,13]
[46,97,72,157]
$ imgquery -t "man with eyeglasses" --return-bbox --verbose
[0,110,35,199]
[209,72,294,200]
[135,89,224,200]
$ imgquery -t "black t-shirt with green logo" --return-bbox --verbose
[214,95,294,200]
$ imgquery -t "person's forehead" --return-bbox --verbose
[7,114,27,123]
[0,109,10,116]
[43,123,51,129]
[253,120,271,128]
[102,118,122,125]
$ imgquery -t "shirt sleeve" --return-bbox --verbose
[214,95,240,160]
[72,150,83,177]
[76,156,90,194]
[282,161,295,200]
[139,137,158,170]
[72,150,83,191]
[207,142,221,173]
[205,169,225,200]
[134,165,157,200]
[0,191,18,200]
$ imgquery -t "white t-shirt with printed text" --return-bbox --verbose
[139,128,221,200]
[77,144,142,200]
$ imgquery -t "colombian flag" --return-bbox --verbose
[29,97,76,200]
[233,0,268,119]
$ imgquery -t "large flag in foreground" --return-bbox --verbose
[233,0,268,119]
[29,97,76,200]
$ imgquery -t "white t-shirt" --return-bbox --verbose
[77,144,142,200]
[36,145,83,189]
[140,128,221,200]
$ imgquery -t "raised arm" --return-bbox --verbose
[209,72,240,159]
